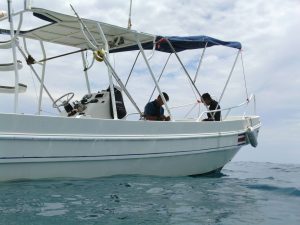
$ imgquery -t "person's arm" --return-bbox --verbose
[159,107,170,121]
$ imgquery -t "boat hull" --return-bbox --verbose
[0,147,239,181]
[0,113,260,181]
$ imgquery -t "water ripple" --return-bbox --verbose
[0,162,300,225]
[246,184,300,197]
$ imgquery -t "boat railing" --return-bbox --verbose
[196,94,256,122]
[123,94,256,121]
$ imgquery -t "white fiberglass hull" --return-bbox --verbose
[0,113,260,181]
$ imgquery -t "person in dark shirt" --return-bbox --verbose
[201,93,221,121]
[144,92,170,121]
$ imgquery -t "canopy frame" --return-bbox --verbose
[1,3,245,120]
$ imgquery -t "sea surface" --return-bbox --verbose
[0,161,299,225]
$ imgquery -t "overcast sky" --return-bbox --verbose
[0,0,299,164]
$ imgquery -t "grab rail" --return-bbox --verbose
[0,12,23,48]
[0,40,12,49]
[124,95,256,121]
[196,94,256,122]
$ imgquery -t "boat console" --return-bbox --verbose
[58,87,127,119]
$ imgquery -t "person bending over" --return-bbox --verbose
[201,93,221,121]
[144,92,170,121]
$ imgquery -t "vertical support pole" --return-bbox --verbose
[102,57,142,116]
[217,50,241,104]
[81,51,91,94]
[96,23,118,119]
[37,41,46,115]
[211,49,240,121]
[135,34,172,119]
[8,0,19,113]
[24,0,31,9]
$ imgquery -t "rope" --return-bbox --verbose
[169,101,200,109]
[30,69,39,103]
[241,51,249,101]
[184,102,199,118]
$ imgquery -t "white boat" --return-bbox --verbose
[0,1,261,181]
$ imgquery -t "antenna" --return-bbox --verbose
[127,0,132,29]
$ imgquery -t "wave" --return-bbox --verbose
[246,184,300,197]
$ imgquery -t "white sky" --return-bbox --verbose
[0,0,299,164]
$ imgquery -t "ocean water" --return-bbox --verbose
[0,162,299,225]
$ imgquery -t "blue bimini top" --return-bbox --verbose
[110,35,242,53]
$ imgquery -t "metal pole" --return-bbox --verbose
[164,38,203,99]
[96,23,118,119]
[194,42,207,83]
[102,57,143,116]
[8,0,20,113]
[240,51,249,100]
[70,4,98,49]
[37,40,46,115]
[125,51,140,87]
[24,0,31,9]
[135,34,172,119]
[81,51,91,94]
[164,37,213,119]
[17,43,61,113]
[217,50,241,104]
[209,49,240,121]
[30,49,87,64]
[148,53,172,102]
